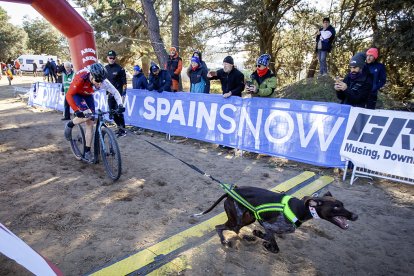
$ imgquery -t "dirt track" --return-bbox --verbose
[0,76,413,275]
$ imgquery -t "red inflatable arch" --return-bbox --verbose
[2,0,97,71]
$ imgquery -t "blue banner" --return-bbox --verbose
[27,84,349,167]
[124,89,350,167]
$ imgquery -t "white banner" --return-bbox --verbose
[0,223,62,275]
[340,107,414,179]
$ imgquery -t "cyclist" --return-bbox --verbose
[64,63,124,162]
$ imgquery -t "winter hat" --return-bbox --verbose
[223,56,234,65]
[366,48,378,59]
[256,54,271,67]
[349,53,366,68]
[133,65,142,72]
[192,51,202,61]
[107,50,117,57]
[150,62,160,72]
[191,57,200,65]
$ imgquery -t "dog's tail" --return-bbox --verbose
[190,193,228,218]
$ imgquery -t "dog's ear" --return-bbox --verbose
[323,191,333,197]
[306,199,320,207]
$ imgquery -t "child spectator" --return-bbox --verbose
[246,54,277,97]
[189,57,209,93]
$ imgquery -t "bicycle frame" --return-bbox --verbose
[92,109,113,163]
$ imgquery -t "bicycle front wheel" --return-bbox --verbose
[100,127,122,180]
[70,124,86,160]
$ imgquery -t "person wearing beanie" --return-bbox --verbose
[246,54,277,98]
[315,17,336,76]
[105,49,128,137]
[186,50,210,92]
[207,55,244,98]
[166,46,183,92]
[148,61,172,92]
[334,54,373,108]
[365,47,386,109]
[132,65,148,90]
[189,56,209,93]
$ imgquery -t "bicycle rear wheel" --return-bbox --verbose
[100,127,122,180]
[70,124,86,160]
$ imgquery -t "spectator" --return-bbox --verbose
[44,60,52,82]
[365,48,386,109]
[246,54,277,97]
[189,57,209,93]
[334,54,372,108]
[186,50,210,92]
[50,58,57,82]
[61,62,75,121]
[32,61,38,77]
[315,17,336,76]
[105,50,127,137]
[166,47,183,92]
[207,56,244,98]
[14,59,22,77]
[5,64,13,85]
[148,62,172,92]
[132,65,148,89]
[56,59,65,85]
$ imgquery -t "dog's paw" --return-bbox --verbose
[242,235,256,242]
[263,241,280,253]
[221,239,233,248]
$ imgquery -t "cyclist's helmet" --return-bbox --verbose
[256,54,271,67]
[89,63,107,82]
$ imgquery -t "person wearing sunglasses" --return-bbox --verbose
[105,50,128,137]
[245,54,277,98]
[334,53,373,108]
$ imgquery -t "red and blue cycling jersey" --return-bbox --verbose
[66,67,122,112]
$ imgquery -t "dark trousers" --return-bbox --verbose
[63,97,70,119]
[366,94,377,110]
[108,95,125,128]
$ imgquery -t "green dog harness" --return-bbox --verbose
[221,183,302,227]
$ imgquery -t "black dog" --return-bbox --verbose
[192,186,358,253]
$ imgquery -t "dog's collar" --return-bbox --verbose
[309,206,320,219]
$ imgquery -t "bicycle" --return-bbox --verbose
[68,109,122,181]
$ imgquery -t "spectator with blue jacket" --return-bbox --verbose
[365,48,386,109]
[189,57,209,93]
[132,65,148,90]
[148,62,172,92]
[315,17,336,76]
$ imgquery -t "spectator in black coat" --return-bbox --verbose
[334,54,373,108]
[207,56,244,98]
[148,62,172,92]
[132,65,148,90]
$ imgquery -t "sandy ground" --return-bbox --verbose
[0,76,413,276]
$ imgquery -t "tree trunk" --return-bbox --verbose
[141,0,168,67]
[172,0,179,52]
[141,55,150,77]
[171,0,182,90]
[306,52,318,78]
